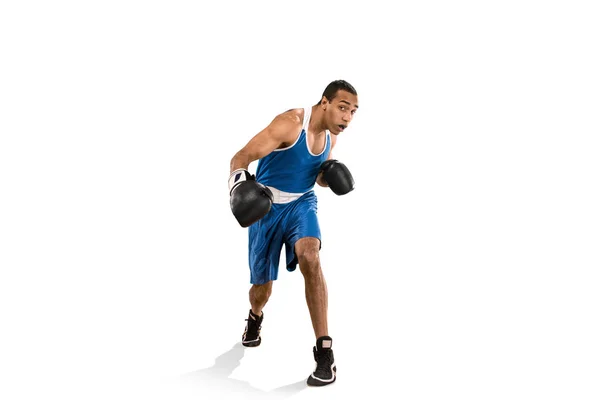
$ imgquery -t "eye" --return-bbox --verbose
[339,106,346,111]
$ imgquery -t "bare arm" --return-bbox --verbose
[230,111,302,174]
[316,134,338,187]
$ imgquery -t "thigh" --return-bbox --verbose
[282,192,322,270]
[283,191,321,245]
[248,204,287,284]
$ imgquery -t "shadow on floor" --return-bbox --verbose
[181,342,307,399]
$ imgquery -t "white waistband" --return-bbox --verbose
[266,186,305,204]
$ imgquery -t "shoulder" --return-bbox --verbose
[267,108,303,139]
[276,108,304,126]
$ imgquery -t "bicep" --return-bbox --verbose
[237,115,299,162]
[239,127,282,161]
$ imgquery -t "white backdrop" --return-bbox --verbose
[1,1,599,399]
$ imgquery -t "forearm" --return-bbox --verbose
[230,151,253,174]
[316,171,328,187]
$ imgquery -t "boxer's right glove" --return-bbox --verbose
[229,169,274,227]
[319,160,355,195]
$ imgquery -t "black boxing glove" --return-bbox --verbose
[319,159,355,195]
[228,169,273,227]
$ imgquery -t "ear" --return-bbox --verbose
[321,96,328,109]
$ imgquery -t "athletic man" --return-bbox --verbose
[228,80,358,386]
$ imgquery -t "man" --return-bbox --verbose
[228,80,358,387]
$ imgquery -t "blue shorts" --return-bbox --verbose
[248,190,321,285]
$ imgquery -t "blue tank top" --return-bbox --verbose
[255,107,331,194]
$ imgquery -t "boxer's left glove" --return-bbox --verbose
[319,160,355,195]
[229,169,273,227]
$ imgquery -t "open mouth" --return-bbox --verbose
[338,125,347,132]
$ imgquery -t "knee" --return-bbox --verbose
[297,248,321,275]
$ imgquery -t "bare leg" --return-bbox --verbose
[295,237,328,338]
[249,281,273,317]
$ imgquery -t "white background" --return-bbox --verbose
[1,1,599,399]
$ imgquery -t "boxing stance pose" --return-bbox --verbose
[228,80,358,387]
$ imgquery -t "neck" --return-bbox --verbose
[308,104,328,135]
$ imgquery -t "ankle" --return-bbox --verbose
[316,335,333,351]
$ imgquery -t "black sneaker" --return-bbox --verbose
[242,309,263,347]
[307,336,336,386]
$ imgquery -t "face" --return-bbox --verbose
[322,90,359,135]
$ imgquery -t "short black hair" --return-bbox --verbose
[317,80,357,105]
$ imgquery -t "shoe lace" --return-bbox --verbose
[314,348,333,374]
[244,318,261,334]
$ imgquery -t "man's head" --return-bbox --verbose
[318,80,359,135]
